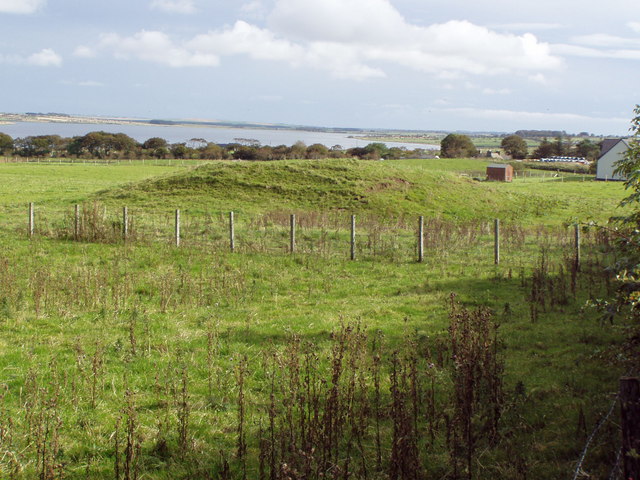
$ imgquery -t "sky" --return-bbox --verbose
[0,0,638,135]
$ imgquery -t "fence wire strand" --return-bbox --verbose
[608,447,623,480]
[572,395,619,480]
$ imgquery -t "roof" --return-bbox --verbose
[599,138,630,159]
[487,163,511,169]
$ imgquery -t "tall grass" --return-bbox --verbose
[0,221,624,479]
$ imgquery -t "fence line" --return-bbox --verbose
[19,202,597,265]
[0,156,200,166]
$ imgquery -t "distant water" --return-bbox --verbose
[0,121,437,150]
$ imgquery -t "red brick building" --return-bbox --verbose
[486,163,513,182]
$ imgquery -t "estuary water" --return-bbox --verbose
[0,121,437,150]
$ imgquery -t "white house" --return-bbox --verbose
[596,138,630,181]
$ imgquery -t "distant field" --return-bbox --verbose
[355,135,542,149]
[0,157,629,479]
[0,163,179,205]
[0,158,627,229]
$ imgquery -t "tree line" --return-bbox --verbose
[0,131,434,161]
[440,133,602,161]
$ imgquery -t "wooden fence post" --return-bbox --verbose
[122,206,128,240]
[494,218,500,265]
[28,202,34,238]
[621,377,640,480]
[74,204,80,240]
[229,211,235,253]
[175,209,181,247]
[418,215,424,263]
[350,215,356,261]
[290,214,296,253]
[574,224,581,271]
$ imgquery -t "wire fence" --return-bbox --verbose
[7,202,610,269]
[572,395,620,480]
[0,156,203,166]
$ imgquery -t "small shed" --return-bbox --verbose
[486,163,513,182]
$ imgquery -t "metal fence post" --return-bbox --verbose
[575,224,581,271]
[418,215,424,263]
[175,209,180,247]
[350,215,356,261]
[494,218,500,265]
[290,214,296,253]
[28,202,34,238]
[229,211,235,253]
[74,204,80,240]
[122,206,128,240]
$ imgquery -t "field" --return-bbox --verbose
[353,135,543,149]
[0,158,632,479]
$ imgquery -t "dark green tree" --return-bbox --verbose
[364,142,389,159]
[271,145,290,160]
[532,138,555,158]
[152,147,169,159]
[142,137,168,150]
[289,141,307,159]
[232,145,260,160]
[552,135,570,156]
[306,143,329,159]
[386,147,405,160]
[591,105,640,324]
[575,139,600,161]
[440,134,478,158]
[15,135,63,157]
[200,143,225,160]
[500,135,528,159]
[170,144,192,159]
[68,131,138,158]
[0,132,13,154]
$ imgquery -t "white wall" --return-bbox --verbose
[596,141,628,180]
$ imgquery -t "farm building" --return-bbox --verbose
[486,163,513,182]
[596,138,630,181]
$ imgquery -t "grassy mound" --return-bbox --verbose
[97,159,573,223]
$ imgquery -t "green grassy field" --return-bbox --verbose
[0,158,630,479]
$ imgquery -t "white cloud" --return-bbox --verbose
[482,88,512,95]
[528,73,549,84]
[267,0,561,77]
[240,1,264,15]
[256,94,283,102]
[99,31,219,67]
[554,30,640,61]
[572,33,640,49]
[0,48,61,66]
[188,21,382,80]
[74,45,96,58]
[440,107,629,126]
[268,0,407,44]
[149,0,195,14]
[554,43,640,60]
[78,80,104,87]
[628,22,640,33]
[62,80,105,87]
[26,48,61,66]
[0,0,44,14]
[87,0,562,81]
[492,23,563,32]
[188,21,304,62]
